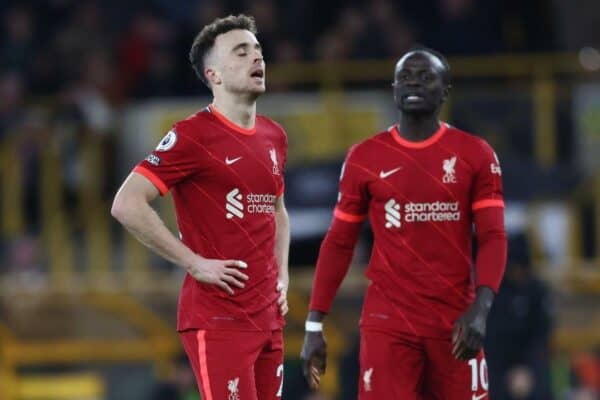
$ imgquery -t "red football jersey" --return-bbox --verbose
[323,123,504,338]
[134,105,287,332]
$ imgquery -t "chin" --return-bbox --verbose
[401,106,432,116]
[248,85,266,95]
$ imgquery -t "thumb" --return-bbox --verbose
[452,323,461,344]
[225,260,248,269]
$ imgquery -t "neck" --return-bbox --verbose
[212,93,257,129]
[397,112,441,142]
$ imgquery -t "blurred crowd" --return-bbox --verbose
[1,0,558,101]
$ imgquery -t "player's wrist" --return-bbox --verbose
[305,321,323,332]
[183,253,204,273]
[474,285,495,312]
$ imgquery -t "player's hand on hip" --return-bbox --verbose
[276,281,288,316]
[452,303,487,361]
[300,331,327,390]
[187,257,248,295]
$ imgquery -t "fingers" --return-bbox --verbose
[224,259,248,269]
[464,333,482,360]
[308,364,321,390]
[222,273,246,289]
[279,300,288,315]
[218,263,249,293]
[452,325,463,355]
[224,268,249,281]
[315,353,327,374]
[276,281,288,315]
[277,293,288,315]
[304,359,323,390]
[453,329,482,361]
[452,323,461,345]
[452,325,467,360]
[301,354,317,389]
[217,281,234,295]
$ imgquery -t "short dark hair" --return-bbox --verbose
[189,14,258,87]
[406,45,451,85]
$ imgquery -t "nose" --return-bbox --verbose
[404,75,421,87]
[253,48,263,63]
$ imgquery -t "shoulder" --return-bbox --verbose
[445,124,492,149]
[257,115,287,137]
[172,108,212,136]
[347,129,390,160]
[444,124,497,161]
[257,115,288,152]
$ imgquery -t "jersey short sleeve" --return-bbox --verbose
[334,145,370,223]
[471,139,504,211]
[134,124,199,196]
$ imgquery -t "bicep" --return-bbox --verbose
[275,195,287,213]
[118,172,161,204]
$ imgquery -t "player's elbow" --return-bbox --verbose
[111,191,137,226]
[110,194,127,223]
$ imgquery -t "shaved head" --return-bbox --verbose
[396,48,451,86]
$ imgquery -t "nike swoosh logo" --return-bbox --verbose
[472,393,488,400]
[225,156,242,165]
[379,167,402,179]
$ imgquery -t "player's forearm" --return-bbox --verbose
[112,197,197,271]
[474,207,507,292]
[274,201,290,285]
[309,218,362,312]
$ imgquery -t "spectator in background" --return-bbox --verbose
[118,8,174,96]
[485,233,554,400]
[3,236,45,291]
[244,0,279,60]
[0,71,26,139]
[358,0,415,59]
[174,1,226,96]
[426,0,504,54]
[54,1,109,79]
[1,6,34,72]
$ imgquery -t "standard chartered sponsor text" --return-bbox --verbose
[247,193,276,214]
[404,201,460,222]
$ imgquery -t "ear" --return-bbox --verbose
[442,84,452,102]
[205,67,221,86]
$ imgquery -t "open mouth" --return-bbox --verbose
[404,95,424,102]
[250,69,264,79]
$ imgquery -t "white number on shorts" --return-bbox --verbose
[468,358,489,392]
[276,363,284,397]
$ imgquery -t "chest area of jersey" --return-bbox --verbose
[368,151,473,204]
[201,133,283,194]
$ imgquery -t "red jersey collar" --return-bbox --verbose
[391,123,447,149]
[208,104,256,135]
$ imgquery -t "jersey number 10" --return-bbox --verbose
[468,358,489,392]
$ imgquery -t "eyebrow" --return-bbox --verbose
[231,42,262,52]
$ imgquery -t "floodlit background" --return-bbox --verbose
[1,0,599,399]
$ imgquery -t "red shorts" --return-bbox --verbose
[180,329,284,400]
[359,328,489,400]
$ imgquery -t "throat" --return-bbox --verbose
[211,98,256,129]
[397,115,441,142]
